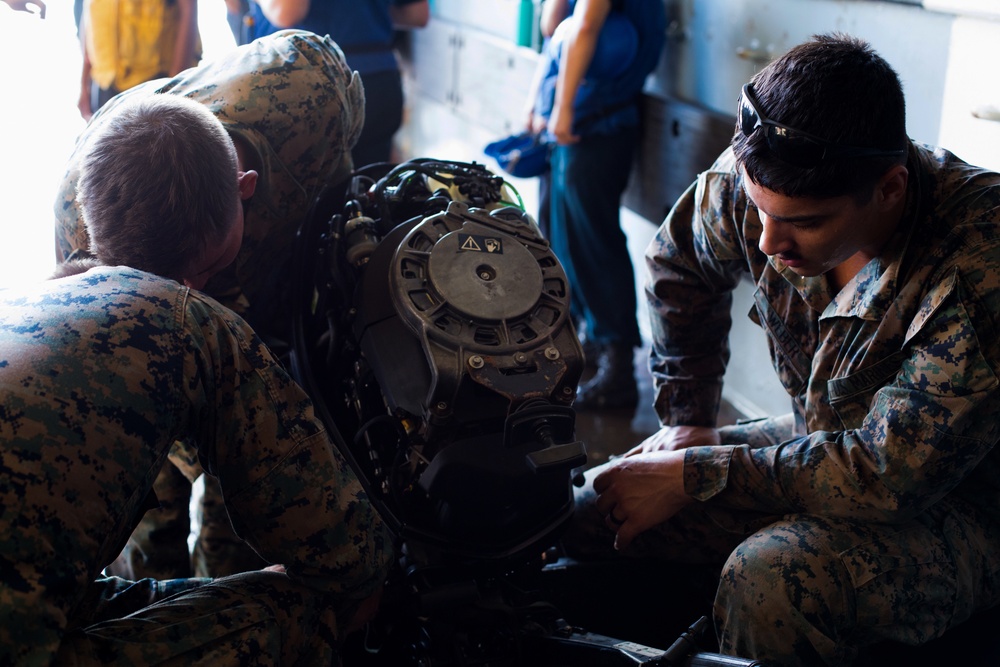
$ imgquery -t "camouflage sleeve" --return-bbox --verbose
[645,155,749,428]
[178,291,393,603]
[0,270,391,664]
[717,413,798,448]
[166,30,365,334]
[685,264,1000,521]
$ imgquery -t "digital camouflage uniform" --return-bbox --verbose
[53,29,365,579]
[0,267,393,665]
[565,144,1000,666]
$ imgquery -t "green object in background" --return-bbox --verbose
[517,0,541,50]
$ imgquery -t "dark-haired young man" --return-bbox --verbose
[563,33,1000,665]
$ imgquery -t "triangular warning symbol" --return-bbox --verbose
[462,236,482,251]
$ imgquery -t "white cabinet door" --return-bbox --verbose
[662,0,953,146]
[411,19,461,107]
[937,15,1000,172]
[453,30,541,137]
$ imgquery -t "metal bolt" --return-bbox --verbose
[469,355,485,369]
[544,347,560,360]
[514,352,528,364]
[436,401,448,411]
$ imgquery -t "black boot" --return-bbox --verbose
[578,327,600,370]
[574,343,639,411]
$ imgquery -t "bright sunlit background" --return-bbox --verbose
[0,2,238,289]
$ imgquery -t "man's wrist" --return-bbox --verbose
[681,444,735,502]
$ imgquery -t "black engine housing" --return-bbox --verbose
[290,159,585,566]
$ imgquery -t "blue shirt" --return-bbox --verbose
[534,0,665,136]
[249,0,423,74]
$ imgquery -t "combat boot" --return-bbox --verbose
[578,327,600,370]
[574,343,638,411]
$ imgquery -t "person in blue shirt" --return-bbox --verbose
[249,0,429,167]
[528,0,665,411]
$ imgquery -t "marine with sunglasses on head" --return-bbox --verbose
[560,32,1000,666]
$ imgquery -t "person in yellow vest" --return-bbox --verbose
[77,0,200,121]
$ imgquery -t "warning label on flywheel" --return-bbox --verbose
[458,234,503,254]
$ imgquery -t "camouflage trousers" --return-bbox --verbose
[55,571,342,665]
[562,423,1000,666]
[107,456,268,580]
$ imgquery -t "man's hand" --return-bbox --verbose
[549,102,579,145]
[526,112,548,137]
[346,586,384,636]
[2,0,45,17]
[264,564,383,637]
[625,425,720,456]
[593,449,691,550]
[77,88,93,122]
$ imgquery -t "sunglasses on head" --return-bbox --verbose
[737,82,906,169]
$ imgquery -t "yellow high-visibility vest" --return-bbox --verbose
[85,0,200,92]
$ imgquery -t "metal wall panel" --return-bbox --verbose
[623,95,735,226]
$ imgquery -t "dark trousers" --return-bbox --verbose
[352,68,404,168]
[549,127,642,348]
[91,83,120,116]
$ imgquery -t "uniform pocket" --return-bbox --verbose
[840,520,958,642]
[827,350,908,430]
